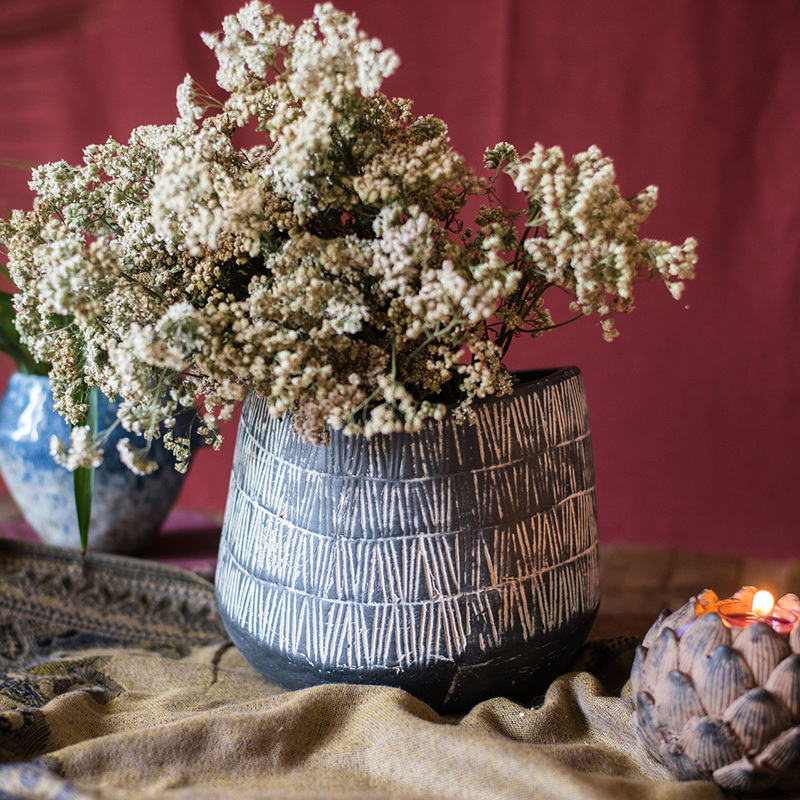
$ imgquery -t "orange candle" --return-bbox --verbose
[716,590,797,633]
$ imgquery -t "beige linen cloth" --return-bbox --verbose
[0,539,728,800]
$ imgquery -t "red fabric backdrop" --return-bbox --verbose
[1,0,798,559]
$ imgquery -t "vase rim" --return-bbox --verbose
[511,365,581,384]
[241,365,586,449]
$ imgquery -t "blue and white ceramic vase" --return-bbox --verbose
[216,367,600,712]
[0,373,190,554]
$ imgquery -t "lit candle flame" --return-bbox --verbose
[752,590,774,617]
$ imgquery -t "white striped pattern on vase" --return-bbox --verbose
[216,367,599,702]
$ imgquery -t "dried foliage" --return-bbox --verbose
[0,2,696,471]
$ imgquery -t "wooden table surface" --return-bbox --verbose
[588,543,800,641]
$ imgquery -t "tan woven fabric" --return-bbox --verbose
[0,539,727,800]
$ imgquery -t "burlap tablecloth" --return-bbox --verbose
[0,538,736,800]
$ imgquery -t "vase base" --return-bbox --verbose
[219,601,598,714]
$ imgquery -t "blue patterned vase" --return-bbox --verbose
[216,367,600,712]
[0,373,190,553]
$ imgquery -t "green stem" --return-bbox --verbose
[73,388,98,554]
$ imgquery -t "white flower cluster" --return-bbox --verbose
[50,426,103,471]
[491,142,697,341]
[0,1,696,468]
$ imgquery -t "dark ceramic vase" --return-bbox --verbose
[0,373,191,553]
[215,366,599,712]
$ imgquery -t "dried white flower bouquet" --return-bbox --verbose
[0,1,696,476]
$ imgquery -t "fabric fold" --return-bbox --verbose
[0,539,726,800]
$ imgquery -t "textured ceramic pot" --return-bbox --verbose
[216,366,599,712]
[0,373,190,553]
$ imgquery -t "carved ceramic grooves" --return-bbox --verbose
[216,368,599,681]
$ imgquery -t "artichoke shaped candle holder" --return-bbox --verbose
[631,587,800,793]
